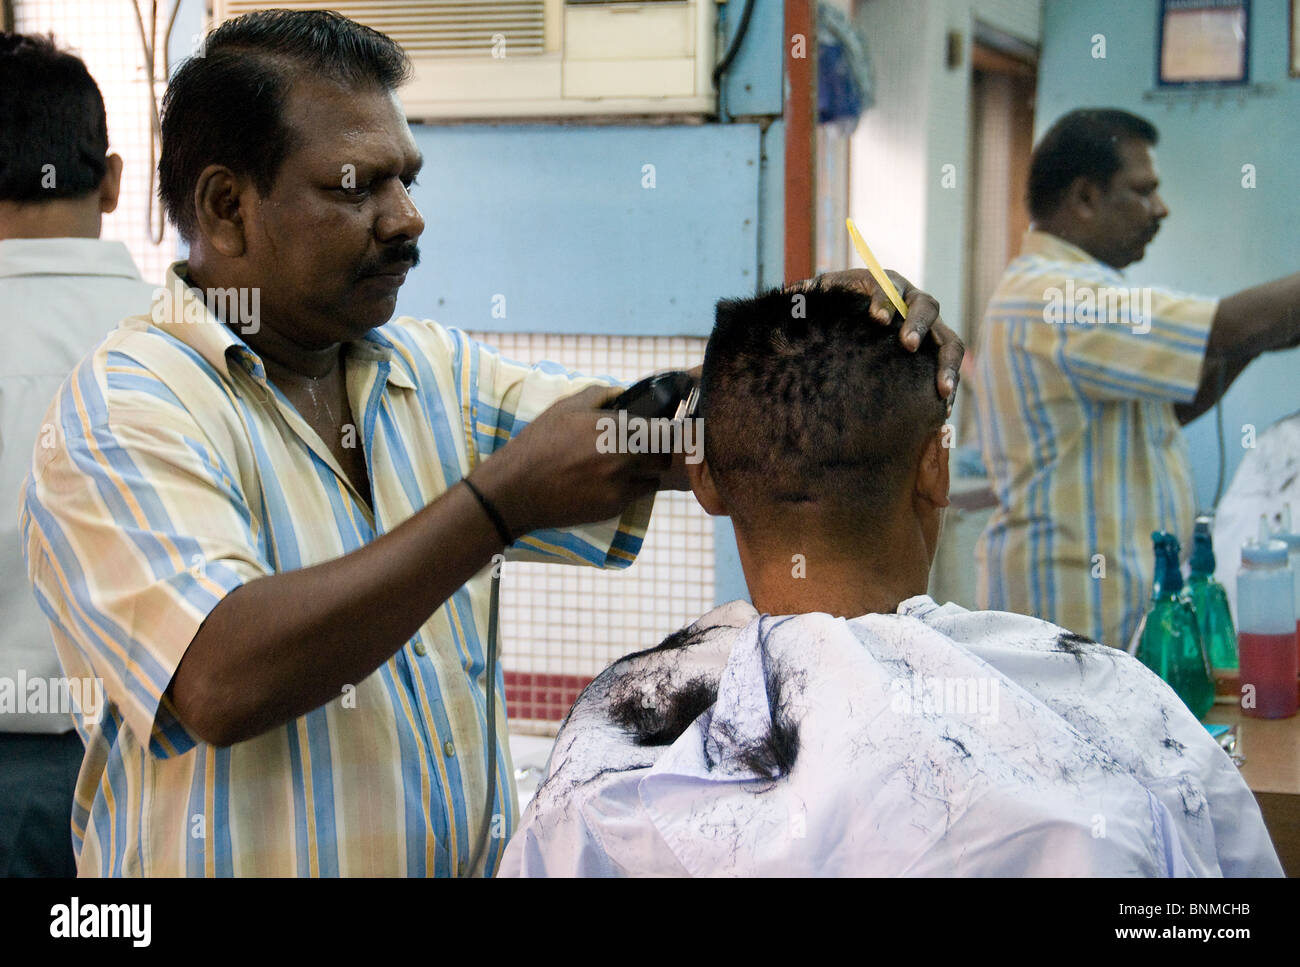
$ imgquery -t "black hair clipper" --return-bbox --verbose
[603,370,699,421]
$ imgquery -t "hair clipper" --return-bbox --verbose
[603,370,699,421]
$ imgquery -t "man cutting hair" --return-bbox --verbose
[18,10,959,877]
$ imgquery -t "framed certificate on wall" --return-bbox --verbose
[1157,0,1250,86]
[1291,0,1300,76]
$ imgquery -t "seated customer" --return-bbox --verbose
[499,283,1281,877]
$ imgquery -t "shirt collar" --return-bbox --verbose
[0,237,146,281]
[151,260,415,390]
[1019,228,1108,266]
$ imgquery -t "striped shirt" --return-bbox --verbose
[971,230,1216,650]
[19,262,651,877]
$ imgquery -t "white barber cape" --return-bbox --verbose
[499,597,1281,877]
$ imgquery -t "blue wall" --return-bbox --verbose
[395,124,761,337]
[394,0,786,339]
[1039,0,1300,511]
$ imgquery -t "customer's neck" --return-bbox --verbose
[736,516,933,619]
[0,198,102,240]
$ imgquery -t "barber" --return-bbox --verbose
[22,10,962,878]
[972,108,1300,650]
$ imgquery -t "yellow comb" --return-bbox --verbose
[846,217,908,319]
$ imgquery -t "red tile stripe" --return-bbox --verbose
[504,670,594,723]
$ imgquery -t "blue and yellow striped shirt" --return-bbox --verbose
[19,262,651,876]
[972,231,1216,650]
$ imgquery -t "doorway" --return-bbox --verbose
[960,34,1036,443]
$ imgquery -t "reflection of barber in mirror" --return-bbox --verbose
[971,108,1300,652]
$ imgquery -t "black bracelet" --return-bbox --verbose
[463,478,515,546]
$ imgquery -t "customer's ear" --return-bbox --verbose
[688,457,728,517]
[99,153,123,215]
[914,427,950,510]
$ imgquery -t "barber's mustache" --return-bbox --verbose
[357,243,421,278]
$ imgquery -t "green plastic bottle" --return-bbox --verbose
[1186,516,1238,671]
[1136,532,1216,719]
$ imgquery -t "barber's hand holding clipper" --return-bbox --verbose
[465,384,672,537]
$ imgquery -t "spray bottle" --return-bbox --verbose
[1136,532,1216,718]
[1186,515,1238,671]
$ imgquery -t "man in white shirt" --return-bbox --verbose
[0,32,157,876]
[500,282,1282,877]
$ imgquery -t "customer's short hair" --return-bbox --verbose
[158,9,412,241]
[1027,108,1159,222]
[0,33,109,202]
[700,283,947,525]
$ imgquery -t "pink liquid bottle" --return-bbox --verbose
[1237,523,1298,719]
[1273,504,1300,666]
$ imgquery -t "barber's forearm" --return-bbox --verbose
[1178,273,1300,424]
[170,383,664,746]
[171,481,504,746]
[1209,271,1300,358]
[1175,353,1252,425]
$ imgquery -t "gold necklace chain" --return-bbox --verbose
[302,376,340,428]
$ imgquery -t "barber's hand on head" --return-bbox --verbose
[467,384,669,537]
[790,268,964,401]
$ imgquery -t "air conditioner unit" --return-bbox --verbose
[210,1,718,120]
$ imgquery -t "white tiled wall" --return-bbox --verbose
[469,332,716,681]
[14,0,179,285]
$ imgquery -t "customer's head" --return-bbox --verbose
[0,32,121,239]
[159,9,423,340]
[1028,108,1167,269]
[689,283,950,612]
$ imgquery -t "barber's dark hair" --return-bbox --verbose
[0,32,108,202]
[699,283,947,525]
[1027,108,1159,222]
[158,9,412,241]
